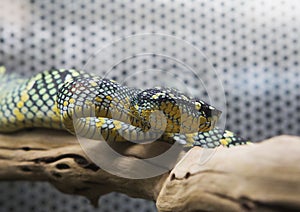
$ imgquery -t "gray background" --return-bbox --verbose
[0,0,299,211]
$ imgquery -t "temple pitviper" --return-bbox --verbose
[0,66,250,148]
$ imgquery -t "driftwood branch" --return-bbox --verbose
[0,130,299,211]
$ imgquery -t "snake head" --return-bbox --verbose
[191,98,222,131]
[130,87,222,134]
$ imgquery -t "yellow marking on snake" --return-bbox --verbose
[106,95,112,101]
[220,138,230,146]
[17,101,24,108]
[195,102,201,110]
[112,120,122,130]
[69,98,75,104]
[95,96,102,102]
[95,118,106,128]
[13,108,25,121]
[90,81,97,87]
[21,93,29,102]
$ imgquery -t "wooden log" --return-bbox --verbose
[157,135,300,212]
[0,130,299,211]
[0,129,170,205]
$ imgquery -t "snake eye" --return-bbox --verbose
[195,102,202,111]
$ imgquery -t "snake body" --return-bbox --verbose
[0,66,250,148]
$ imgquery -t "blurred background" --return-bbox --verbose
[0,0,299,211]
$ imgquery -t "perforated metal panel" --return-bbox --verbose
[0,0,299,211]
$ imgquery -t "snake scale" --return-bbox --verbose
[0,65,250,148]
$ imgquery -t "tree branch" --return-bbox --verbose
[0,129,169,205]
[157,135,300,212]
[0,130,299,211]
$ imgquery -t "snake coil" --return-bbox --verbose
[0,66,250,148]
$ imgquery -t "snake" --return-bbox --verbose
[0,65,250,148]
